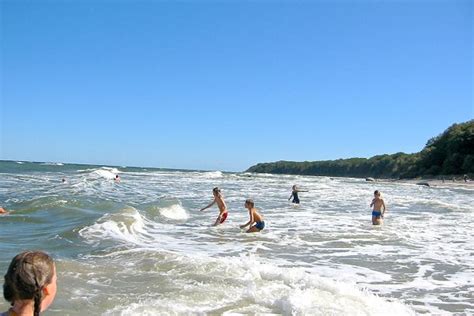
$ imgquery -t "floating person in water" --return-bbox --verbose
[114,174,121,183]
[240,199,265,233]
[61,178,66,183]
[288,185,308,204]
[0,207,9,215]
[370,190,387,225]
[1,251,57,316]
[200,187,228,226]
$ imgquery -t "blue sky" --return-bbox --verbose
[1,0,472,171]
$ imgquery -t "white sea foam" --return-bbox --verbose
[93,169,117,180]
[2,166,473,315]
[40,162,64,166]
[158,204,189,220]
[78,207,148,246]
[98,252,414,316]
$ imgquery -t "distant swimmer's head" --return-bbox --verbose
[3,251,57,315]
[212,187,221,196]
[374,190,380,197]
[245,199,254,208]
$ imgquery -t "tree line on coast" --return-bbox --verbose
[246,120,474,179]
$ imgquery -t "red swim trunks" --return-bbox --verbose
[219,212,228,224]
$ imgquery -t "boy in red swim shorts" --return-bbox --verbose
[200,187,229,226]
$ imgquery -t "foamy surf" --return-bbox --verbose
[158,204,189,220]
[93,168,118,180]
[92,251,415,316]
[1,161,472,315]
[78,207,148,246]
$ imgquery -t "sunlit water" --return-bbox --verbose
[0,161,473,315]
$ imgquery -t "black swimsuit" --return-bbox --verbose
[292,191,300,204]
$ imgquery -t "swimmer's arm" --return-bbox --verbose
[240,212,254,229]
[382,200,386,213]
[200,200,216,211]
[370,199,375,208]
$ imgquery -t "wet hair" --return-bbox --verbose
[245,199,254,207]
[3,251,55,316]
[212,187,221,194]
[374,190,380,195]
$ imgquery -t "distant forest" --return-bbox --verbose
[246,120,474,179]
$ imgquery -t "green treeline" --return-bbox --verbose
[246,120,474,179]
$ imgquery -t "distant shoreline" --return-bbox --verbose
[362,176,474,189]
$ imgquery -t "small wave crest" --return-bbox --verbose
[202,171,223,178]
[92,168,119,180]
[97,253,414,316]
[40,162,64,166]
[158,204,189,220]
[79,207,148,246]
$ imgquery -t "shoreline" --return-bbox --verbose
[377,178,473,189]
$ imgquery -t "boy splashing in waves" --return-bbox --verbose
[200,187,229,226]
[240,199,265,233]
[370,190,387,225]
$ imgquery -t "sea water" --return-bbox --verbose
[0,161,472,315]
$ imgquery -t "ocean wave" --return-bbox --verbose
[92,169,118,180]
[158,204,189,220]
[201,171,224,178]
[94,251,414,316]
[40,162,64,166]
[78,207,149,246]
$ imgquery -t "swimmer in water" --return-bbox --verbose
[200,187,229,226]
[370,190,387,225]
[240,199,265,233]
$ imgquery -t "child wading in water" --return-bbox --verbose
[240,199,265,233]
[288,185,307,204]
[370,190,387,225]
[200,187,229,226]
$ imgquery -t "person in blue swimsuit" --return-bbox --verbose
[240,199,265,233]
[370,190,387,225]
[288,185,307,204]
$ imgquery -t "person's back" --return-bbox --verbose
[251,207,263,223]
[2,251,57,316]
[215,194,227,213]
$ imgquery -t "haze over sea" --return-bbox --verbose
[0,160,472,315]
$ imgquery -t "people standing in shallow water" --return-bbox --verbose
[370,190,387,225]
[240,199,265,233]
[200,187,229,226]
[114,175,121,183]
[1,251,57,316]
[288,185,307,204]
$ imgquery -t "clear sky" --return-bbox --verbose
[1,0,472,171]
